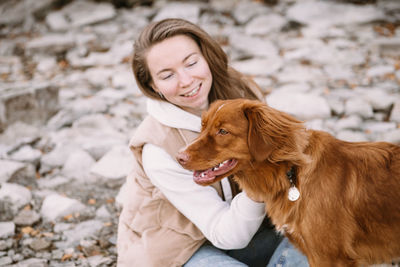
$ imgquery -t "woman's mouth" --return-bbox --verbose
[182,84,201,97]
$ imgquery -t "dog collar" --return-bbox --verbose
[287,166,300,201]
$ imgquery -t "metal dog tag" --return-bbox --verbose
[288,186,300,201]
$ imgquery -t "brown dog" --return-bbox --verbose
[177,98,400,267]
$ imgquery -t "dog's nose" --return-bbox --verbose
[176,151,190,166]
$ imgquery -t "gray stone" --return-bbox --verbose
[309,45,366,67]
[95,88,131,106]
[87,255,113,267]
[231,58,283,77]
[381,129,400,144]
[0,256,12,266]
[336,130,369,142]
[40,194,86,222]
[287,1,385,27]
[25,34,76,55]
[0,83,59,132]
[83,68,114,88]
[326,98,345,116]
[274,83,311,94]
[363,121,397,134]
[37,175,70,189]
[29,238,52,251]
[232,1,271,24]
[111,71,141,93]
[9,145,42,164]
[370,38,400,58]
[95,205,111,219]
[61,149,95,180]
[334,115,363,132]
[229,34,278,58]
[245,14,286,36]
[46,1,116,31]
[53,223,74,234]
[14,209,41,226]
[361,90,397,111]
[66,41,132,68]
[12,258,48,267]
[0,160,25,183]
[6,163,36,187]
[0,222,15,239]
[40,144,82,170]
[58,220,103,248]
[344,98,374,118]
[0,239,13,251]
[90,145,133,186]
[0,0,53,25]
[266,91,331,120]
[276,64,325,84]
[0,122,41,151]
[390,99,400,123]
[0,183,32,211]
[324,65,356,81]
[152,2,201,24]
[366,65,395,78]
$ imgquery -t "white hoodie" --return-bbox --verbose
[142,99,266,250]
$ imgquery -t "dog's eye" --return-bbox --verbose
[218,129,229,135]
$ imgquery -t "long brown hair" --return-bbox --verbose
[132,18,261,103]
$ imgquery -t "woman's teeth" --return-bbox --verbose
[184,85,200,97]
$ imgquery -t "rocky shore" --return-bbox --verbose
[0,0,400,266]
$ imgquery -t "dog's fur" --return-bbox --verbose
[177,99,400,267]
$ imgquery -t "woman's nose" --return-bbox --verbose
[178,70,194,87]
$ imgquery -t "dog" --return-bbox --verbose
[177,98,400,267]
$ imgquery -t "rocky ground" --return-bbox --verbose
[0,0,400,266]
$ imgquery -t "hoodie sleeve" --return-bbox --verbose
[142,143,266,249]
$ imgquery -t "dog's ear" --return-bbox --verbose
[243,100,309,164]
[243,101,275,162]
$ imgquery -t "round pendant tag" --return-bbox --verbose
[288,187,300,201]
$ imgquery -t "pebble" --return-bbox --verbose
[0,222,15,239]
[0,0,399,266]
[29,238,52,251]
[40,194,86,222]
[13,210,41,226]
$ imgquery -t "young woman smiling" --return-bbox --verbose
[117,18,309,267]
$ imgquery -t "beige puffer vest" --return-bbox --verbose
[117,115,239,267]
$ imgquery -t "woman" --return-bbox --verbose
[117,18,309,267]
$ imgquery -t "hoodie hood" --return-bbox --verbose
[146,99,201,133]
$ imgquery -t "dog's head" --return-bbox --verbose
[177,99,309,186]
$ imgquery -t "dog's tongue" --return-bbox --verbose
[193,169,216,184]
[193,159,237,184]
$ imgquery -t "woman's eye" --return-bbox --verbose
[162,74,173,80]
[187,61,197,67]
[218,129,229,135]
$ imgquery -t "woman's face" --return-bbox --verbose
[146,35,213,116]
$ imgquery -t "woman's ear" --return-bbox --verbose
[150,83,164,99]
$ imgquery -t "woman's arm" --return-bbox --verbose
[142,143,266,250]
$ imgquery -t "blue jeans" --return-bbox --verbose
[267,238,309,267]
[184,222,309,267]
